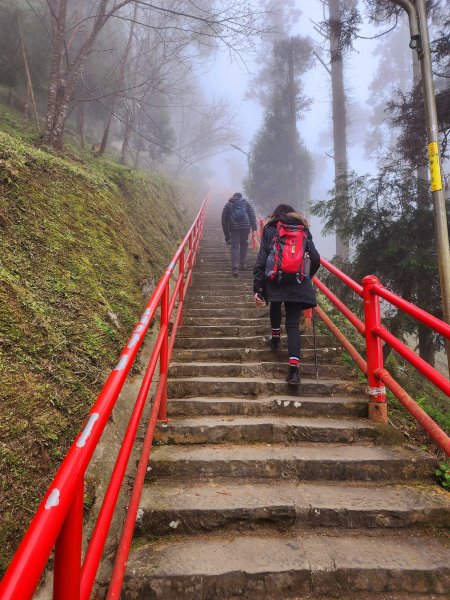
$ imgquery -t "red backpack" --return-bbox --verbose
[265,221,309,284]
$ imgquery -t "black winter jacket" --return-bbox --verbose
[253,212,320,306]
[222,197,257,239]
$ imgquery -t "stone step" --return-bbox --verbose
[148,443,435,481]
[192,276,254,283]
[190,285,254,294]
[135,481,450,536]
[183,307,270,318]
[193,268,254,275]
[154,415,395,445]
[187,292,255,301]
[172,347,342,364]
[182,316,271,327]
[123,531,450,599]
[167,396,368,418]
[178,325,308,337]
[167,376,362,399]
[174,334,335,350]
[169,361,349,380]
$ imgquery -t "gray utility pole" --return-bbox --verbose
[230,144,252,201]
[391,0,450,374]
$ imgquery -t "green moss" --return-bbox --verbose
[0,127,200,574]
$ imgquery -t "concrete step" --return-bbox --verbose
[167,376,362,399]
[135,481,450,536]
[192,278,253,286]
[172,347,342,364]
[177,325,268,338]
[183,307,270,318]
[178,324,308,337]
[169,361,349,380]
[174,334,335,350]
[184,300,257,309]
[148,443,435,482]
[123,531,450,599]
[192,271,255,278]
[184,306,267,315]
[187,292,255,301]
[167,396,368,418]
[182,317,271,327]
[154,415,397,445]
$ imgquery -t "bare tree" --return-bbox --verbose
[173,96,237,174]
[39,0,268,150]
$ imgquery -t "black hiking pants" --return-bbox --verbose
[270,301,303,359]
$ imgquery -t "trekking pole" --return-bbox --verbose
[312,309,319,380]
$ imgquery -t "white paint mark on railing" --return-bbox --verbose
[127,333,140,349]
[45,489,60,510]
[114,355,129,371]
[76,413,100,448]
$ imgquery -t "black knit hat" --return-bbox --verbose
[232,192,242,199]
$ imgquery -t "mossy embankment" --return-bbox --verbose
[0,130,200,574]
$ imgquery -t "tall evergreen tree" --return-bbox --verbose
[249,35,313,215]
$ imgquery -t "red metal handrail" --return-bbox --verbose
[0,197,209,600]
[252,218,449,455]
[314,266,450,454]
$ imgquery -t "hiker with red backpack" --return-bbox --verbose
[253,204,320,386]
[222,192,257,277]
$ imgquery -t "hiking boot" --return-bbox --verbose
[265,335,280,350]
[266,335,280,351]
[286,365,300,386]
[232,270,238,277]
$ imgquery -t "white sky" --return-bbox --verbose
[199,1,413,259]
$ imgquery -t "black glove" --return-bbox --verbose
[225,238,231,245]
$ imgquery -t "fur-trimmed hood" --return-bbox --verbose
[266,211,310,228]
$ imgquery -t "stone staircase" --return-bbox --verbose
[123,212,450,599]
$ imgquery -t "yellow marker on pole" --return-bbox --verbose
[428,141,443,192]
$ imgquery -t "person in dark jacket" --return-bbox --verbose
[222,192,257,276]
[253,203,320,385]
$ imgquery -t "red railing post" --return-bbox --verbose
[193,222,199,266]
[362,275,387,423]
[158,284,169,422]
[53,479,84,600]
[178,248,185,327]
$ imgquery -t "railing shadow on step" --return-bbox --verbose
[253,217,450,455]
[0,198,209,600]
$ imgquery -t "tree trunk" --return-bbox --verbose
[98,3,137,156]
[120,107,134,164]
[418,323,435,367]
[43,0,67,146]
[329,0,349,260]
[134,135,143,167]
[17,11,39,130]
[287,38,302,212]
[77,102,85,149]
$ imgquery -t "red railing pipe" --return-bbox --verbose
[53,480,84,600]
[373,325,450,397]
[315,306,368,375]
[158,285,170,422]
[375,368,450,456]
[106,374,166,599]
[79,325,166,600]
[0,197,208,600]
[371,283,450,340]
[320,257,363,296]
[314,277,365,335]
